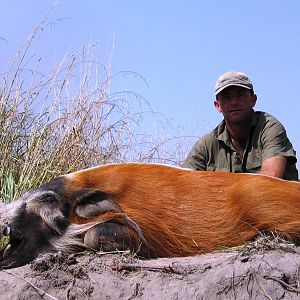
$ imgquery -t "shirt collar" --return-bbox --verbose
[210,110,257,145]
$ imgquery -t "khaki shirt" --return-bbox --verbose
[183,111,299,181]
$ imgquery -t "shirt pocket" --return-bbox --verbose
[246,151,262,173]
[246,159,262,173]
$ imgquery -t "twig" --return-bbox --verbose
[255,275,273,300]
[95,249,131,256]
[108,263,186,275]
[265,276,300,293]
[1,269,58,300]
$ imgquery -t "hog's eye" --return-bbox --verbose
[36,192,58,204]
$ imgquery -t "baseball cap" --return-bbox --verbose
[214,71,253,96]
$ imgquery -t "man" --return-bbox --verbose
[183,71,299,181]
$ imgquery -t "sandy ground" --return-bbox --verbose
[1,239,300,300]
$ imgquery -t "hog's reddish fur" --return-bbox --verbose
[64,163,300,257]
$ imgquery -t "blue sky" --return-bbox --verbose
[1,0,300,167]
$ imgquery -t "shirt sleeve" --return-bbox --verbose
[260,117,297,164]
[182,136,209,170]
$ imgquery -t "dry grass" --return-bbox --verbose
[0,16,188,203]
[219,231,296,256]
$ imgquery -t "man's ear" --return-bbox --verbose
[75,190,121,218]
[214,100,222,113]
[251,94,257,107]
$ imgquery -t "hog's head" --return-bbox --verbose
[0,178,71,268]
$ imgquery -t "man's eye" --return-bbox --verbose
[222,95,230,100]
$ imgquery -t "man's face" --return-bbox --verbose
[214,86,257,124]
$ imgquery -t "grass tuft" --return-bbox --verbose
[0,18,187,203]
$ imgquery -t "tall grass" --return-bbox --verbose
[0,20,188,203]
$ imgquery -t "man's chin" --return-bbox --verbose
[225,111,251,124]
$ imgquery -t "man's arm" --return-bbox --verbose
[259,156,287,178]
[259,113,298,180]
[182,138,208,170]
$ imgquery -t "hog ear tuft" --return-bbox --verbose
[75,190,121,219]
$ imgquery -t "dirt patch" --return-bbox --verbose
[1,240,300,300]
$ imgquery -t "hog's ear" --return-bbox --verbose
[75,190,121,218]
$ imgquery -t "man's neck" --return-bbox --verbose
[225,114,253,149]
[227,124,250,145]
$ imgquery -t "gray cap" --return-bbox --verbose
[214,71,253,96]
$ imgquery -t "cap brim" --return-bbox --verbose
[215,84,252,96]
